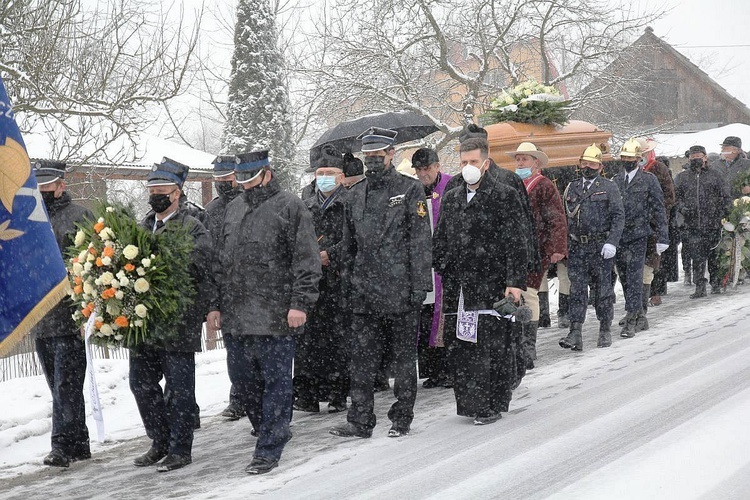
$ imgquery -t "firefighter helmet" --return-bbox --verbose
[619,138,642,158]
[580,143,603,164]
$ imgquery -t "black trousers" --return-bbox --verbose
[615,236,648,314]
[347,312,418,431]
[129,348,195,456]
[683,228,721,286]
[417,303,448,381]
[35,335,89,455]
[225,333,294,461]
[568,241,615,324]
[443,314,515,416]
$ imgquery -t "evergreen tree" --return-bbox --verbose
[222,0,295,189]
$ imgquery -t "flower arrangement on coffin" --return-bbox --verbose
[67,203,195,347]
[481,79,571,126]
[717,196,750,287]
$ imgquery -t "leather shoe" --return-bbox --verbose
[422,378,440,389]
[246,456,279,475]
[473,412,501,425]
[43,448,70,468]
[293,400,320,413]
[220,403,246,421]
[387,425,410,437]
[133,446,168,467]
[329,423,372,438]
[156,454,192,472]
[327,401,347,413]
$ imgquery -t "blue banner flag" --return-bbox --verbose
[0,74,69,356]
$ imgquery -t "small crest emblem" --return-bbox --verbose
[416,200,427,218]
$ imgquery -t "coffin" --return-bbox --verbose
[486,120,613,170]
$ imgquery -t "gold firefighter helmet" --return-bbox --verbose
[619,138,642,158]
[580,143,603,164]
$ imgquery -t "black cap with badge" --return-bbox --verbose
[147,157,190,188]
[34,160,67,186]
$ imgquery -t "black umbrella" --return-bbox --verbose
[311,111,439,154]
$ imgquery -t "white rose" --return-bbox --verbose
[114,334,123,341]
[74,230,86,247]
[110,280,120,289]
[99,227,114,241]
[106,206,115,213]
[100,272,114,285]
[115,290,124,300]
[141,257,151,268]
[136,267,146,276]
[78,249,88,262]
[72,262,83,275]
[86,252,95,262]
[97,217,104,223]
[742,196,750,203]
[134,304,148,318]
[134,278,150,293]
[123,245,140,260]
[724,221,736,232]
[101,256,112,266]
[84,261,93,271]
[134,320,143,327]
[119,276,129,287]
[116,270,126,279]
[99,323,114,336]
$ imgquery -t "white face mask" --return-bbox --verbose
[462,163,484,185]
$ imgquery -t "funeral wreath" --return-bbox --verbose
[482,79,570,126]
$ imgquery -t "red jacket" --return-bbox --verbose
[524,174,568,289]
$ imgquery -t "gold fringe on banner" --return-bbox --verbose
[0,279,70,358]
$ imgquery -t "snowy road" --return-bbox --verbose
[2,282,750,499]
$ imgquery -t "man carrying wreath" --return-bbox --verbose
[130,158,220,472]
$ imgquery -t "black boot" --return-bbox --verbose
[557,294,570,329]
[559,322,583,351]
[538,292,551,328]
[524,321,539,369]
[637,285,650,331]
[43,448,70,468]
[620,312,637,338]
[690,279,707,299]
[597,321,612,347]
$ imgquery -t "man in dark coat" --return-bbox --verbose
[33,161,93,468]
[130,157,220,472]
[294,144,350,413]
[412,147,453,388]
[675,145,732,297]
[710,136,750,198]
[204,155,245,421]
[329,127,432,439]
[218,150,321,475]
[559,144,624,351]
[433,136,528,425]
[507,143,567,369]
[612,139,669,338]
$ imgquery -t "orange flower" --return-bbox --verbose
[96,257,104,267]
[88,247,98,255]
[73,285,83,294]
[94,221,105,233]
[124,263,135,272]
[81,307,92,318]
[94,320,103,329]
[102,246,115,258]
[114,316,129,328]
[74,276,82,285]
[101,288,117,299]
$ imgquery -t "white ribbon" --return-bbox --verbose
[84,312,105,442]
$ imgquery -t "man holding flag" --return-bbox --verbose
[0,75,70,355]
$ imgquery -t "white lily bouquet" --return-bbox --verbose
[482,79,570,126]
[67,203,195,347]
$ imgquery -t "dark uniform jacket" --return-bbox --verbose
[446,160,540,275]
[564,175,625,248]
[613,168,669,245]
[140,209,219,352]
[434,172,529,311]
[342,166,432,315]
[220,179,321,336]
[302,186,347,305]
[675,164,732,232]
[710,156,750,198]
[33,193,93,338]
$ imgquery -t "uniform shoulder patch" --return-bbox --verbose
[416,200,427,218]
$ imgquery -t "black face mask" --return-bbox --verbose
[581,167,599,180]
[148,193,173,213]
[623,161,639,173]
[41,191,56,210]
[215,181,238,200]
[364,156,386,174]
[689,158,705,171]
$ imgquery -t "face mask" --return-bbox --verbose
[462,162,484,185]
[316,175,338,193]
[148,193,173,213]
[364,156,386,174]
[689,158,705,171]
[623,161,639,173]
[215,181,238,200]
[516,167,532,180]
[41,191,56,209]
[581,167,599,180]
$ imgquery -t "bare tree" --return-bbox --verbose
[1,0,202,163]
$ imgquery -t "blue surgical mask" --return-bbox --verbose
[316,175,338,193]
[516,168,532,180]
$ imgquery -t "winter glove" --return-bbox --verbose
[410,290,428,307]
[656,243,669,255]
[601,243,616,259]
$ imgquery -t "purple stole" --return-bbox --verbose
[428,173,452,347]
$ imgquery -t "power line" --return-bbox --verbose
[677,44,750,48]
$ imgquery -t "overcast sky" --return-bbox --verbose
[649,0,750,106]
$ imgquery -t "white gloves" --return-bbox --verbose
[601,243,616,259]
[656,243,669,255]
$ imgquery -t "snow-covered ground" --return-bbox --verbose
[2,273,750,499]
